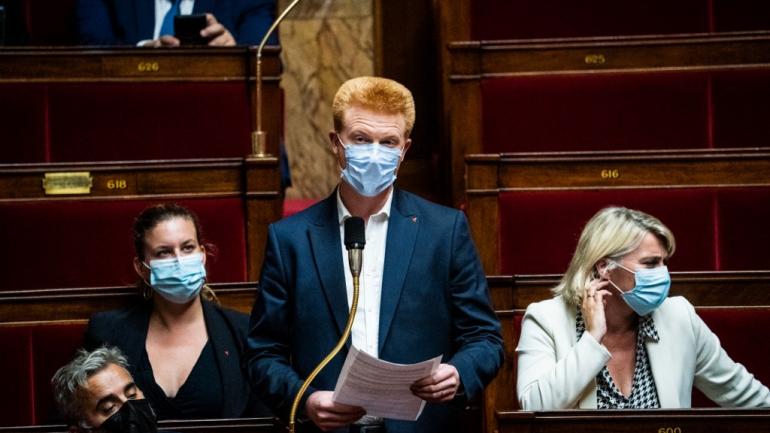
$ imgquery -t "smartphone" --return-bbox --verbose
[174,14,208,45]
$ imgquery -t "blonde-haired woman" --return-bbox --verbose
[516,207,770,410]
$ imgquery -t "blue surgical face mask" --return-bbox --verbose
[338,136,402,197]
[607,261,671,316]
[143,252,206,304]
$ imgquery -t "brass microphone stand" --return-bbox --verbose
[288,276,360,433]
[251,0,302,157]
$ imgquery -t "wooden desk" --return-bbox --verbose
[0,158,280,285]
[497,409,770,433]
[0,417,281,433]
[488,271,770,311]
[0,282,258,324]
[0,47,283,162]
[442,32,770,205]
[465,151,770,275]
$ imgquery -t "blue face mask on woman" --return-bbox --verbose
[339,137,402,197]
[143,252,206,304]
[607,261,671,316]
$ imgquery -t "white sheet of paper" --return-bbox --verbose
[332,346,441,421]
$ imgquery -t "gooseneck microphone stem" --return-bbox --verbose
[251,0,302,157]
[289,217,365,433]
[288,276,360,433]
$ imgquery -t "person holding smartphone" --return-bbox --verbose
[76,0,278,46]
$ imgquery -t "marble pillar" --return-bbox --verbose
[278,0,375,199]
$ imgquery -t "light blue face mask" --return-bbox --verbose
[339,137,402,197]
[143,252,206,304]
[607,261,671,316]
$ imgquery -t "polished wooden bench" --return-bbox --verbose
[437,29,770,203]
[438,0,770,41]
[0,417,280,433]
[0,47,282,163]
[496,408,770,433]
[465,150,770,275]
[0,158,280,290]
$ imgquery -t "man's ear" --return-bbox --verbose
[328,131,339,155]
[401,138,412,160]
[329,131,346,169]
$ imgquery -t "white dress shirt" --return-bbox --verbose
[153,0,195,39]
[337,188,392,359]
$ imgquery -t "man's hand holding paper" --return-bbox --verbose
[410,363,461,403]
[332,346,442,421]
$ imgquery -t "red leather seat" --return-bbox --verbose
[498,188,718,275]
[0,85,48,163]
[712,69,770,149]
[691,307,770,407]
[0,198,248,291]
[0,82,251,163]
[22,0,79,45]
[716,188,770,270]
[0,322,86,426]
[480,72,710,153]
[48,83,251,162]
[470,0,708,40]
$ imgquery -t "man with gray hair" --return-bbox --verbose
[51,346,156,433]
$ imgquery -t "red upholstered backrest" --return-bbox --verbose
[691,307,770,407]
[0,82,251,163]
[712,69,770,149]
[0,198,248,291]
[498,189,718,275]
[0,322,86,426]
[716,188,770,271]
[480,72,710,153]
[713,0,770,32]
[23,0,79,45]
[469,0,708,40]
[0,84,48,163]
[0,327,35,426]
[48,83,251,161]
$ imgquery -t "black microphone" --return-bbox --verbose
[344,217,366,278]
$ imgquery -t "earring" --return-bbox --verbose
[141,282,153,301]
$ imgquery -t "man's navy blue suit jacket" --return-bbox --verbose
[76,0,277,45]
[245,188,504,433]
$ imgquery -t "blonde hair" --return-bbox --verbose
[553,207,676,306]
[332,76,416,137]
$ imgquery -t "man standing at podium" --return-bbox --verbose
[245,76,503,432]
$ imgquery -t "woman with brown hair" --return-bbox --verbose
[85,203,269,419]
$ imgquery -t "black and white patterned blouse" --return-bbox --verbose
[576,308,661,409]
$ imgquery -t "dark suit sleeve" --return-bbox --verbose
[446,212,504,400]
[244,224,316,418]
[233,0,277,45]
[76,0,123,45]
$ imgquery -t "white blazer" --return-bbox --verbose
[516,296,770,410]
